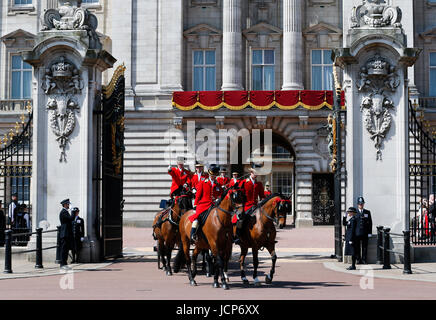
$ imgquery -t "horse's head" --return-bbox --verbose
[274,196,291,229]
[228,186,246,206]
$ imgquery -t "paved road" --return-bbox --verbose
[1,226,436,300]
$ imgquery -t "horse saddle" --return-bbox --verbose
[198,205,215,227]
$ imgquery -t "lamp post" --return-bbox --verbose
[332,64,343,262]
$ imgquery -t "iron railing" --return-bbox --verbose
[3,227,59,273]
[376,226,412,274]
[0,99,32,112]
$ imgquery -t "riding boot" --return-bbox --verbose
[233,226,242,245]
[190,220,199,243]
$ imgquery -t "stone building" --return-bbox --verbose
[0,0,435,230]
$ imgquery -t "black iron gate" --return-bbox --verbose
[312,173,335,225]
[0,107,32,244]
[409,100,436,245]
[99,66,125,258]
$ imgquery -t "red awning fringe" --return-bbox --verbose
[172,90,346,111]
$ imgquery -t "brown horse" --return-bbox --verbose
[175,187,245,289]
[234,194,288,285]
[152,192,192,276]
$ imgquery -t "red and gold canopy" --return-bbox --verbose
[172,90,345,111]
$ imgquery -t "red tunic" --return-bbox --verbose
[217,176,230,187]
[264,190,272,197]
[228,178,240,188]
[191,172,209,191]
[168,167,192,195]
[232,178,265,223]
[189,179,223,223]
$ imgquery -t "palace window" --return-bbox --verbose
[272,172,293,197]
[193,50,216,91]
[311,49,333,90]
[11,55,32,99]
[430,52,436,97]
[252,49,275,90]
[11,177,30,204]
[14,0,32,5]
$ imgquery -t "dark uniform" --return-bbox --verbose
[343,207,358,270]
[428,202,436,241]
[355,197,372,264]
[0,204,5,246]
[71,208,85,263]
[59,199,74,267]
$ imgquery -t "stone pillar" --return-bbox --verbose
[221,0,243,91]
[337,0,420,235]
[282,0,304,90]
[23,1,116,262]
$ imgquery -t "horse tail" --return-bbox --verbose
[172,242,186,273]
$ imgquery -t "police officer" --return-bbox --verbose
[71,207,85,263]
[59,199,74,269]
[344,207,358,270]
[355,196,372,264]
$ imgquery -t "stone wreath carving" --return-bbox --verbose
[351,0,402,28]
[357,54,399,160]
[43,56,82,162]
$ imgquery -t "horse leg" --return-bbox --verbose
[265,245,277,284]
[182,238,196,286]
[158,240,167,272]
[218,255,229,290]
[201,250,207,272]
[239,246,249,285]
[212,255,220,288]
[166,247,173,276]
[252,249,261,286]
[206,250,213,278]
[192,247,200,279]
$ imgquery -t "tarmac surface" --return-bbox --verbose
[1,226,436,300]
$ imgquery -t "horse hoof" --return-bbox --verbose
[254,278,261,286]
[213,282,220,288]
[222,283,229,290]
[166,271,173,276]
[206,273,211,278]
[190,280,197,286]
[265,275,272,284]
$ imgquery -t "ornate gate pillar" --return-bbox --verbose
[335,0,420,235]
[23,0,116,262]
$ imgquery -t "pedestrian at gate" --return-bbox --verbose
[71,207,85,263]
[59,199,74,268]
[343,207,358,270]
[8,193,18,229]
[428,194,436,241]
[355,197,372,264]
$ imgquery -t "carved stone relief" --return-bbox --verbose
[357,54,399,160]
[43,56,83,162]
[351,0,402,28]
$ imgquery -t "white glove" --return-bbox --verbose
[80,237,84,242]
[368,234,371,238]
[168,165,172,171]
[349,241,352,244]
[183,183,189,189]
[192,188,197,194]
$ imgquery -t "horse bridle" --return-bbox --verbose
[259,198,288,225]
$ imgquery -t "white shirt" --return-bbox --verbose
[8,202,16,220]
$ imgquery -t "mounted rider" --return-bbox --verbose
[217,167,230,187]
[228,171,240,188]
[264,181,272,197]
[190,161,208,194]
[168,156,192,198]
[233,166,265,244]
[189,165,223,242]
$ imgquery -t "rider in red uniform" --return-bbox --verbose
[190,162,208,193]
[233,167,265,244]
[189,165,222,242]
[168,156,192,198]
[228,172,240,188]
[217,168,230,187]
[264,181,272,197]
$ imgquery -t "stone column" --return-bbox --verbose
[221,0,243,91]
[282,0,304,90]
[24,1,115,262]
